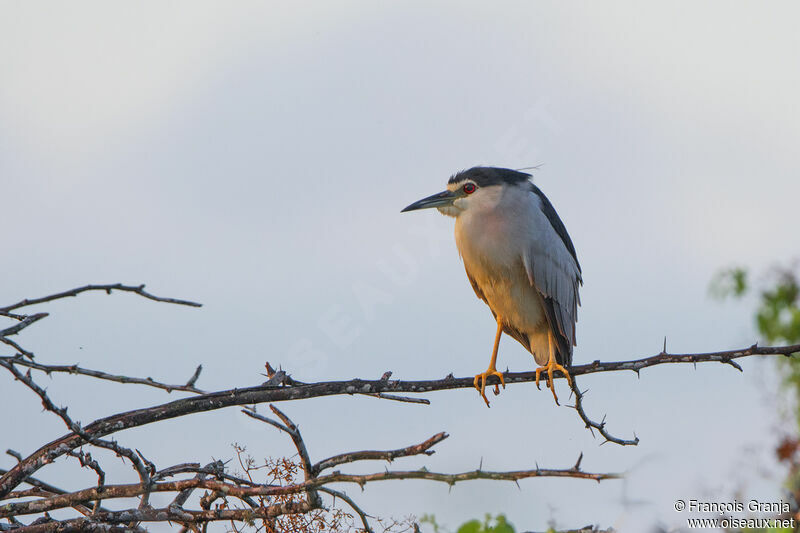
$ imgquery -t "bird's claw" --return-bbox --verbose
[535,361,572,405]
[473,369,505,407]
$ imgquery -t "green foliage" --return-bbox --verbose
[756,270,800,344]
[709,265,800,354]
[456,515,514,533]
[748,267,800,429]
[711,265,800,406]
[712,264,800,344]
[419,515,444,533]
[712,262,800,533]
[709,266,749,300]
[419,515,514,533]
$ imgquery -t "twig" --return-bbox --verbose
[0,284,201,312]
[0,468,105,516]
[170,461,225,509]
[66,450,106,513]
[0,357,206,394]
[0,336,35,358]
[242,405,320,507]
[569,378,639,446]
[154,461,248,485]
[313,432,448,475]
[268,406,315,484]
[5,450,22,462]
[317,487,374,533]
[0,314,48,338]
[362,392,430,404]
[185,365,203,388]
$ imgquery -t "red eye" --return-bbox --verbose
[463,183,476,194]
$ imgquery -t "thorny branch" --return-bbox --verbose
[568,378,639,447]
[0,358,154,496]
[3,341,794,469]
[1,284,796,531]
[0,283,201,314]
[4,358,206,394]
[4,339,792,493]
[0,448,618,519]
[312,432,447,476]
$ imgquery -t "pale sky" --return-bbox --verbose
[2,2,799,532]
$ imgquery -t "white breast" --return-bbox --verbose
[454,186,548,336]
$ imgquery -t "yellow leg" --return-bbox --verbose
[534,329,573,405]
[473,317,506,407]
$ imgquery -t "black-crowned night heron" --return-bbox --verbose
[402,167,582,407]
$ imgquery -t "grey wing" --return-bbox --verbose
[522,191,582,367]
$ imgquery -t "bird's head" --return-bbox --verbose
[401,167,531,218]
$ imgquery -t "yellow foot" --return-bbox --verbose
[535,360,572,405]
[473,368,506,407]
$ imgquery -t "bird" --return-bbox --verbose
[401,166,582,407]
